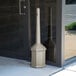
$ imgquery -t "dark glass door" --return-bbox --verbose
[0,0,30,60]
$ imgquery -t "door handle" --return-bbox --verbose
[19,0,26,15]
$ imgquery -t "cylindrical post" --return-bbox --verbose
[36,8,41,44]
[31,8,46,68]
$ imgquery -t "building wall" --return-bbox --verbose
[0,0,30,59]
[0,0,57,61]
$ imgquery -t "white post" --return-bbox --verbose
[31,8,46,68]
[36,8,41,44]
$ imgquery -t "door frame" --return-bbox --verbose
[55,0,65,67]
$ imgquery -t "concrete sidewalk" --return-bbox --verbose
[0,56,76,76]
[51,61,76,76]
[0,56,62,76]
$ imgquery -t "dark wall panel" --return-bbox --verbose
[0,0,30,60]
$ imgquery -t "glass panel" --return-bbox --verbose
[30,0,57,63]
[40,0,57,63]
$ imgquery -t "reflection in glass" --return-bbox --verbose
[44,7,56,62]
